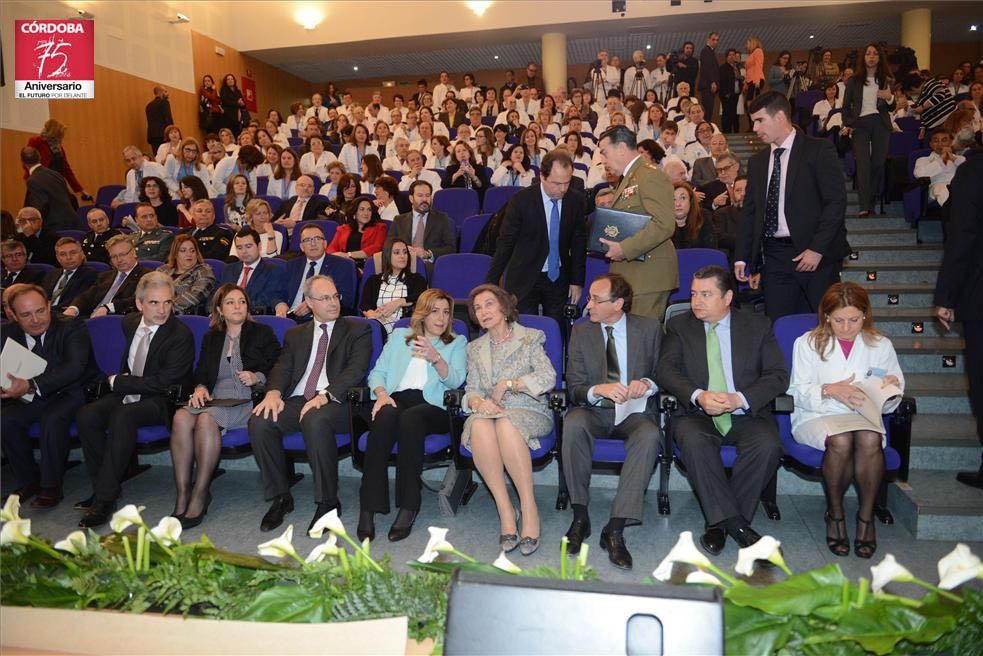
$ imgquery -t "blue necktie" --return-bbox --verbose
[306,260,316,280]
[764,147,785,238]
[547,199,560,282]
[135,168,144,188]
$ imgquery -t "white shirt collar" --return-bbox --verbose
[601,312,628,333]
[29,164,42,175]
[623,154,643,177]
[138,317,161,335]
[772,129,796,153]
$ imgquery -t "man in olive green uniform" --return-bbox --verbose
[596,125,677,322]
[130,203,174,262]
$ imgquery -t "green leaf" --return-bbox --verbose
[802,603,944,655]
[238,584,333,623]
[1,577,80,608]
[724,602,793,656]
[725,564,846,616]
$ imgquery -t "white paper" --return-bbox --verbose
[0,339,47,390]
[820,376,903,435]
[615,391,650,425]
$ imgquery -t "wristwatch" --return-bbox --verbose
[506,379,514,392]
[28,379,39,395]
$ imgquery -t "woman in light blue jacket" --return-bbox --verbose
[357,288,467,543]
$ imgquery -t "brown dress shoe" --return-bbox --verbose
[30,488,64,509]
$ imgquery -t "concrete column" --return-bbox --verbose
[901,7,932,71]
[542,32,567,97]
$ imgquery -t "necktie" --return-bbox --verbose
[412,214,426,249]
[52,269,72,303]
[706,322,732,436]
[3,271,15,287]
[303,323,330,400]
[123,326,151,404]
[135,168,144,188]
[306,260,317,280]
[764,147,785,238]
[547,199,560,282]
[238,265,253,289]
[601,325,620,408]
[289,198,306,222]
[99,271,128,307]
[31,335,44,356]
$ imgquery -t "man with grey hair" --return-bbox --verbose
[111,145,166,207]
[698,150,741,212]
[250,274,372,533]
[64,234,148,318]
[76,271,195,527]
[14,207,58,266]
[1,240,45,289]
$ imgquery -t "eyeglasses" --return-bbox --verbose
[307,293,342,303]
[715,163,736,172]
[109,249,135,261]
[588,296,617,305]
[300,236,325,245]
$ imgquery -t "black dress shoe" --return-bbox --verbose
[30,487,63,509]
[73,495,95,511]
[564,518,591,555]
[599,528,633,570]
[260,494,294,532]
[357,511,376,542]
[957,469,983,489]
[730,525,762,549]
[700,527,727,555]
[388,509,418,542]
[307,502,340,534]
[179,493,211,530]
[78,500,115,528]
[6,484,40,503]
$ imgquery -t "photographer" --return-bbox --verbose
[625,50,652,101]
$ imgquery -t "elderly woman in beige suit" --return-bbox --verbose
[462,284,556,556]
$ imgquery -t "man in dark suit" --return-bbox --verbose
[77,272,195,527]
[1,284,103,507]
[145,86,173,154]
[21,147,80,231]
[562,274,663,570]
[485,150,587,328]
[41,237,98,314]
[273,176,331,227]
[935,156,983,488]
[673,41,699,90]
[386,180,456,267]
[14,208,58,265]
[250,274,372,532]
[80,207,122,264]
[64,234,149,318]
[735,91,849,320]
[275,223,356,319]
[698,32,720,121]
[718,49,743,134]
[657,266,788,555]
[181,200,234,261]
[711,176,747,263]
[697,151,740,212]
[222,228,287,312]
[1,240,46,289]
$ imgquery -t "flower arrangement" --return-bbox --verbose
[2,493,981,655]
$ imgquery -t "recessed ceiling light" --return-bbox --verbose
[294,7,323,30]
[494,55,499,60]
[466,0,492,16]
[646,44,652,49]
[809,34,815,39]
[971,24,979,31]
[353,65,359,71]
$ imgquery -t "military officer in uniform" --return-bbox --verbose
[595,125,677,322]
[130,203,174,262]
[181,199,233,261]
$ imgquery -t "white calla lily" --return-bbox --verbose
[305,534,340,563]
[1,494,21,522]
[257,525,299,560]
[53,530,87,555]
[652,531,712,581]
[686,570,725,586]
[735,535,784,577]
[937,543,983,590]
[870,553,915,593]
[0,519,31,545]
[150,517,183,546]
[109,504,146,533]
[492,551,522,574]
[308,508,346,539]
[417,527,451,563]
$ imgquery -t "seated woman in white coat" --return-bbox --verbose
[789,282,904,561]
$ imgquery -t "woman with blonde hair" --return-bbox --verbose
[164,137,211,195]
[357,288,467,542]
[743,36,765,109]
[24,118,89,200]
[789,282,904,559]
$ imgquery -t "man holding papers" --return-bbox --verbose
[562,274,663,570]
[594,125,677,322]
[1,284,103,507]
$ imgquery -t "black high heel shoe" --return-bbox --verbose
[824,511,849,557]
[180,493,211,530]
[388,509,418,542]
[357,511,376,542]
[854,513,877,559]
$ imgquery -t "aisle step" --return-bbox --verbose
[843,263,938,284]
[872,307,961,339]
[862,283,936,308]
[847,246,942,266]
[846,217,910,230]
[889,470,983,541]
[848,229,919,247]
[904,373,971,414]
[893,336,966,373]
[909,414,981,471]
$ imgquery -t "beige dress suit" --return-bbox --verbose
[607,158,677,321]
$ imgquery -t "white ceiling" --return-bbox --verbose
[243,2,982,83]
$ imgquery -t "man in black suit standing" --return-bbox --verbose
[14,208,58,265]
[935,156,983,488]
[250,275,372,532]
[64,234,149,318]
[718,49,743,134]
[1,240,46,289]
[145,86,173,154]
[698,32,720,121]
[485,150,587,328]
[21,147,80,231]
[1,284,103,507]
[735,91,849,320]
[386,180,456,268]
[562,274,663,570]
[41,237,98,314]
[77,272,195,527]
[658,266,788,555]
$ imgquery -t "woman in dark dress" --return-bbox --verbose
[139,176,179,228]
[219,73,246,136]
[442,141,488,205]
[671,182,715,249]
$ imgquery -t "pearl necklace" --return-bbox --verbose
[489,326,513,346]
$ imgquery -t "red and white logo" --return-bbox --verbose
[15,20,94,99]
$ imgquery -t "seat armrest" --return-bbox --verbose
[167,384,185,405]
[772,393,794,414]
[658,392,678,413]
[896,395,917,418]
[562,303,580,321]
[84,381,109,403]
[549,389,568,412]
[347,386,370,404]
[444,389,464,409]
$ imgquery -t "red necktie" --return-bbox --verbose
[303,323,330,400]
[238,265,252,288]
